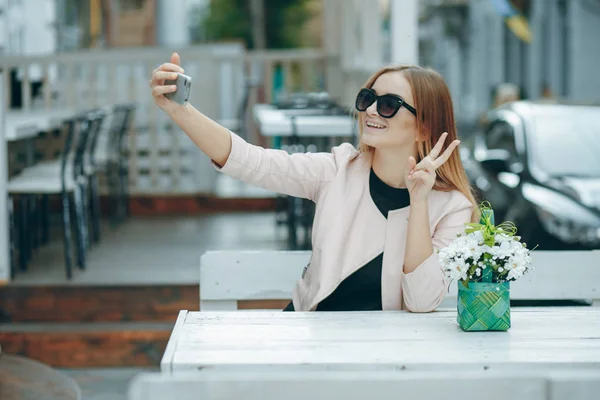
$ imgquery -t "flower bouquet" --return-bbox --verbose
[438,202,535,331]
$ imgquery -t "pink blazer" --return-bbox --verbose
[214,131,474,312]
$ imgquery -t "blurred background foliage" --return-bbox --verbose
[199,0,320,49]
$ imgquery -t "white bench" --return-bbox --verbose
[129,369,600,400]
[199,250,600,311]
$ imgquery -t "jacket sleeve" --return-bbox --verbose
[401,196,474,313]
[212,130,355,202]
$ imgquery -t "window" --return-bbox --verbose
[485,121,517,156]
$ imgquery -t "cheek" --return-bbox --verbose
[391,114,418,141]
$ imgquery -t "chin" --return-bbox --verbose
[361,130,397,149]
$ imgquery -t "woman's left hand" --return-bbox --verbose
[405,132,460,204]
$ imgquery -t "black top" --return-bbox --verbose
[283,169,410,312]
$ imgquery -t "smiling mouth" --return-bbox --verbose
[366,121,386,129]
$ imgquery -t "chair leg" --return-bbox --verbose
[90,174,101,243]
[31,195,39,250]
[18,196,28,271]
[122,163,130,219]
[72,187,87,270]
[41,194,49,245]
[108,163,119,225]
[117,164,126,222]
[81,181,91,251]
[24,195,33,263]
[61,191,74,279]
[8,195,16,279]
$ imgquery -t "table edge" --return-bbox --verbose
[160,310,189,374]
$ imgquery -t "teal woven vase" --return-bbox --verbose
[457,281,511,331]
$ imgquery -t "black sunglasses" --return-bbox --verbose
[355,88,417,118]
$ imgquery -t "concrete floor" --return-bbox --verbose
[60,368,158,400]
[11,212,290,286]
[13,211,290,399]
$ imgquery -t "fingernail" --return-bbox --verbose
[172,74,177,79]
[179,68,185,73]
[171,85,177,90]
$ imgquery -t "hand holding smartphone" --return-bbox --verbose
[164,72,192,105]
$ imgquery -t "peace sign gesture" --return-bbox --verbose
[406,132,460,203]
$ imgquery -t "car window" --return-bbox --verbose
[486,122,514,150]
[529,106,600,177]
[485,121,518,161]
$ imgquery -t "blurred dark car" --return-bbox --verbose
[463,101,600,250]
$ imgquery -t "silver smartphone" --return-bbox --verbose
[164,72,192,105]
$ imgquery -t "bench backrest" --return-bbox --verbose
[129,370,600,400]
[199,250,599,311]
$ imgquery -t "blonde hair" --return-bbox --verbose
[356,65,479,222]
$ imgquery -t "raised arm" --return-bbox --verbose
[149,53,352,201]
[149,53,232,167]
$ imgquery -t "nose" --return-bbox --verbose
[366,100,378,116]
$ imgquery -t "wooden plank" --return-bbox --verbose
[238,299,291,310]
[129,370,550,400]
[128,195,277,215]
[0,323,172,368]
[167,308,600,372]
[0,285,198,323]
[160,310,188,373]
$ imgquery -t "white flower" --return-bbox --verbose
[495,233,512,244]
[439,224,534,283]
[495,240,514,259]
[443,256,468,281]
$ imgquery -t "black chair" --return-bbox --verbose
[7,115,90,279]
[106,103,135,224]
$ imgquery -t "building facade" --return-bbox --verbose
[419,0,600,130]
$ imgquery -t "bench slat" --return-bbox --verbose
[199,250,599,310]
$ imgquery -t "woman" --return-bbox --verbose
[149,53,478,313]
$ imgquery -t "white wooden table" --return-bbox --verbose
[253,104,356,137]
[161,308,600,373]
[5,108,75,141]
[0,105,77,282]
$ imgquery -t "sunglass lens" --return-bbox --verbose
[356,89,375,111]
[377,95,399,118]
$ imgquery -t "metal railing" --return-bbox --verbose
[1,45,334,195]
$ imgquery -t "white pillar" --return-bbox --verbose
[488,9,505,88]
[547,0,564,96]
[323,0,341,57]
[526,0,544,100]
[0,72,9,283]
[341,0,357,70]
[156,0,190,47]
[323,0,344,98]
[360,0,382,70]
[390,0,418,65]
